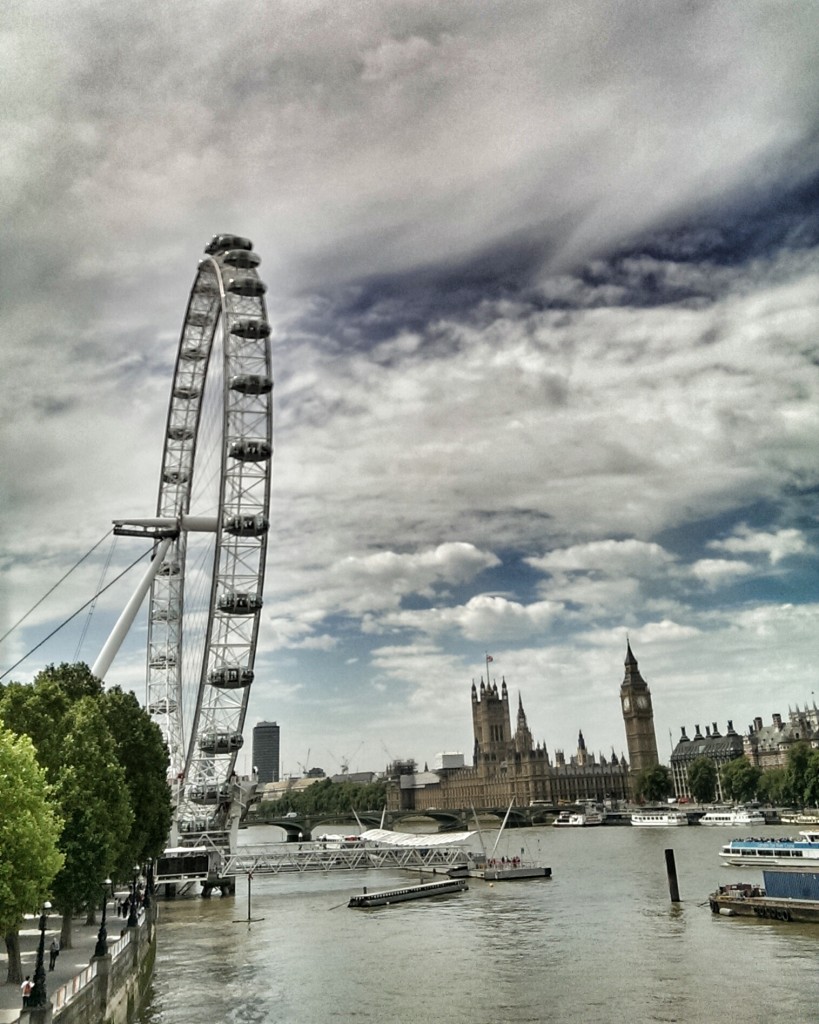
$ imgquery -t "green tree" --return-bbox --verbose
[0,727,64,983]
[720,757,761,804]
[785,741,812,806]
[757,766,788,805]
[0,667,136,949]
[634,765,672,803]
[802,750,819,808]
[262,779,388,819]
[51,698,133,948]
[99,686,172,875]
[687,756,717,803]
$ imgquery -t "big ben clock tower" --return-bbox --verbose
[620,640,659,780]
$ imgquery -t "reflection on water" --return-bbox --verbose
[139,824,817,1024]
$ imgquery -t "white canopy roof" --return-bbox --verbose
[360,828,475,847]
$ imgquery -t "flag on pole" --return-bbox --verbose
[486,654,493,663]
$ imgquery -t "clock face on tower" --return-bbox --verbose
[622,696,631,712]
[636,695,649,709]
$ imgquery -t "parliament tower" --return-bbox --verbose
[620,641,659,778]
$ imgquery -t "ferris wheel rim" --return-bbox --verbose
[146,234,273,837]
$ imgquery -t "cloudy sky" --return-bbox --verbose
[2,1,818,779]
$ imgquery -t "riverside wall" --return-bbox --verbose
[18,907,156,1024]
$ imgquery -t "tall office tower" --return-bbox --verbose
[253,721,280,783]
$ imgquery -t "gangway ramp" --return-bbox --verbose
[223,830,476,876]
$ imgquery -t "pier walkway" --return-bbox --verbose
[221,837,472,876]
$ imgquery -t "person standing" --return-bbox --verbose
[49,937,60,970]
[21,976,33,1005]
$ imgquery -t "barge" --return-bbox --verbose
[709,880,819,923]
[348,878,467,907]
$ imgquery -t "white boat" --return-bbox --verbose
[554,805,606,827]
[699,808,767,827]
[719,830,819,870]
[631,809,689,827]
[780,812,819,825]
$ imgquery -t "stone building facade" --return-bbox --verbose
[669,721,744,801]
[386,644,658,812]
[744,707,819,770]
[619,640,660,781]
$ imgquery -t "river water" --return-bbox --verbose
[137,823,818,1023]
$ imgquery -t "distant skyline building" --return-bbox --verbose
[253,721,280,784]
[385,645,642,812]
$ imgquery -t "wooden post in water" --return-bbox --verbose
[665,848,681,903]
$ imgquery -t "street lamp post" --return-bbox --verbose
[28,901,52,1008]
[93,878,113,958]
[143,859,154,912]
[127,865,140,927]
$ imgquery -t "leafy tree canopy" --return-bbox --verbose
[0,663,170,925]
[50,698,133,919]
[785,741,814,806]
[720,756,761,804]
[634,765,672,804]
[0,727,64,936]
[261,778,387,818]
[99,686,171,873]
[688,756,718,803]
[756,767,784,804]
[801,749,819,808]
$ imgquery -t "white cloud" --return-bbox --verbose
[2,2,818,774]
[527,540,675,577]
[689,559,755,586]
[709,526,810,565]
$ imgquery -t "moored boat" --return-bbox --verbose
[709,872,819,923]
[482,865,551,880]
[554,803,606,827]
[719,830,819,869]
[699,807,767,827]
[631,808,689,827]
[780,812,819,825]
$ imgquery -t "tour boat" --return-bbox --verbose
[630,809,689,827]
[711,831,819,924]
[554,804,606,827]
[780,812,819,825]
[699,807,767,827]
[718,830,819,869]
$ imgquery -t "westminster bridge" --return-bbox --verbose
[252,803,562,841]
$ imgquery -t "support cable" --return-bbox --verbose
[74,534,118,661]
[0,530,113,646]
[0,546,153,681]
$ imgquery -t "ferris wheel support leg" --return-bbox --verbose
[91,536,175,681]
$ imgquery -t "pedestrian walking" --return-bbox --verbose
[49,936,60,970]
[21,976,33,1006]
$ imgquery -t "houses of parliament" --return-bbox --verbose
[388,642,659,811]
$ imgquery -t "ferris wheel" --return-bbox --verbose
[97,233,273,843]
